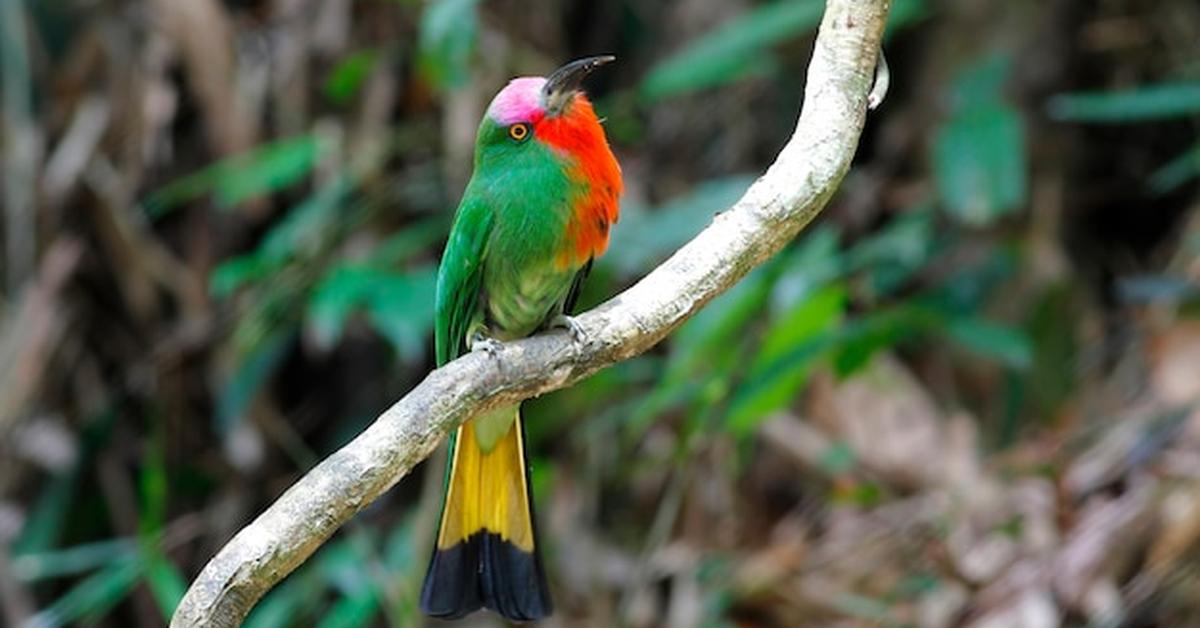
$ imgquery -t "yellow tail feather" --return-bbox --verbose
[436,409,535,552]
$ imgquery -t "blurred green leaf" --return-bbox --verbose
[845,206,933,270]
[325,50,380,105]
[819,442,857,475]
[640,0,822,101]
[27,555,141,628]
[11,539,136,582]
[641,0,927,102]
[943,317,1033,369]
[1149,141,1200,194]
[142,551,188,621]
[528,357,660,445]
[308,266,376,350]
[307,265,436,360]
[844,204,937,295]
[896,572,944,597]
[924,247,1018,314]
[216,327,294,435]
[14,410,117,555]
[644,51,777,103]
[210,254,285,297]
[244,578,311,628]
[211,175,355,297]
[770,226,843,311]
[243,547,329,628]
[383,514,417,573]
[139,418,169,536]
[609,176,754,275]
[214,141,321,208]
[135,428,183,621]
[884,0,931,36]
[832,305,937,376]
[259,175,354,262]
[625,266,772,439]
[365,266,437,363]
[11,468,77,555]
[726,285,845,434]
[946,54,1010,109]
[662,266,772,381]
[772,205,936,311]
[145,134,324,217]
[368,217,449,267]
[304,218,446,350]
[834,482,886,509]
[317,539,374,593]
[934,101,1027,225]
[316,592,379,628]
[1024,284,1080,418]
[309,538,384,627]
[1048,81,1200,123]
[418,0,480,90]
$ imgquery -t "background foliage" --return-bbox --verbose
[2,0,1199,626]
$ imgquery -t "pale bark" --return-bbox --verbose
[171,1,892,625]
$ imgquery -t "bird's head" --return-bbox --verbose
[473,56,623,266]
[474,56,618,171]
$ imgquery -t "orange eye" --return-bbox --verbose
[508,123,530,142]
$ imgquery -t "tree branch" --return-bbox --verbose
[171,1,891,625]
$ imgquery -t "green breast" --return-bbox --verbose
[483,257,574,339]
[472,123,586,338]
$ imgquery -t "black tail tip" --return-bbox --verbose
[421,532,552,622]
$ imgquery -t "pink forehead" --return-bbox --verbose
[488,77,546,125]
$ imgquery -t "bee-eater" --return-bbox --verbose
[420,56,622,622]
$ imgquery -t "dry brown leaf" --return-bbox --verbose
[1146,483,1200,579]
[1053,482,1156,609]
[1150,321,1200,407]
[916,580,970,628]
[809,354,946,489]
[0,240,82,445]
[149,0,254,157]
[967,589,1059,628]
[759,412,838,475]
[42,97,109,208]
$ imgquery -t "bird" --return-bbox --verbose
[420,56,622,622]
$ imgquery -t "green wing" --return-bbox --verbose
[435,195,494,366]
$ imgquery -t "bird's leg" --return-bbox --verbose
[549,314,586,344]
[468,327,502,357]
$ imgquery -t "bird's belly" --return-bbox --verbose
[484,263,573,340]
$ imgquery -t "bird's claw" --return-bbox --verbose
[469,332,503,357]
[550,314,586,344]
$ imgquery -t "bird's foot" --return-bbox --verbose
[550,314,586,344]
[469,331,503,357]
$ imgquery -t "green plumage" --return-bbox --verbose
[424,106,588,624]
[424,60,620,622]
[434,117,587,366]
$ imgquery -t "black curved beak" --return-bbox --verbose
[542,55,615,116]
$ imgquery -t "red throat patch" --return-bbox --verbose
[533,95,623,269]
